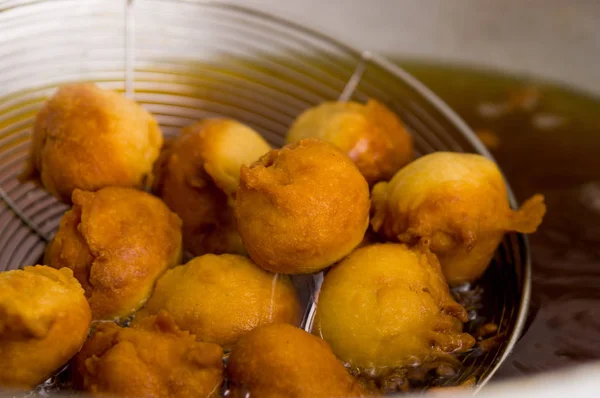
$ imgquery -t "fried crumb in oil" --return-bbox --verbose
[508,86,540,112]
[477,334,505,353]
[428,376,477,394]
[478,86,541,118]
[452,284,485,313]
[475,322,499,339]
[337,301,488,395]
[435,364,457,378]
[349,357,464,394]
[475,129,501,150]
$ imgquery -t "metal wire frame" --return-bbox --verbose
[0,0,532,393]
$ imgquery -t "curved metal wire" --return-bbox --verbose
[0,0,532,393]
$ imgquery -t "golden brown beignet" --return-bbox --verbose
[371,152,546,285]
[313,244,474,371]
[136,254,300,349]
[152,119,271,256]
[235,138,370,274]
[22,83,162,203]
[286,99,413,185]
[73,311,223,398]
[227,323,367,398]
[0,266,91,389]
[45,186,182,321]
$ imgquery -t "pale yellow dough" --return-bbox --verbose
[314,243,475,371]
[136,254,301,349]
[371,152,546,284]
[152,119,271,256]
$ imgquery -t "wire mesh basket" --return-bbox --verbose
[0,0,531,394]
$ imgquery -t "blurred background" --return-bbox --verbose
[238,0,600,94]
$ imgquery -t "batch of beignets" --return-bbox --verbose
[0,83,546,397]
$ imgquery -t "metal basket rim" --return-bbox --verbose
[0,0,532,392]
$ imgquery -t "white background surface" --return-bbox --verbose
[231,0,600,96]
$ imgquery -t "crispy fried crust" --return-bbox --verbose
[227,323,367,398]
[152,119,270,256]
[73,311,223,398]
[45,187,182,320]
[236,138,370,274]
[0,266,91,389]
[22,83,163,203]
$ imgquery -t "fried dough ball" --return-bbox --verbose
[227,323,366,398]
[286,99,413,184]
[371,152,546,284]
[0,266,91,389]
[152,119,271,256]
[136,254,300,349]
[313,244,475,371]
[22,83,162,203]
[45,187,182,321]
[73,311,223,398]
[236,138,370,274]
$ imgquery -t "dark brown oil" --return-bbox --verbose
[398,60,600,378]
